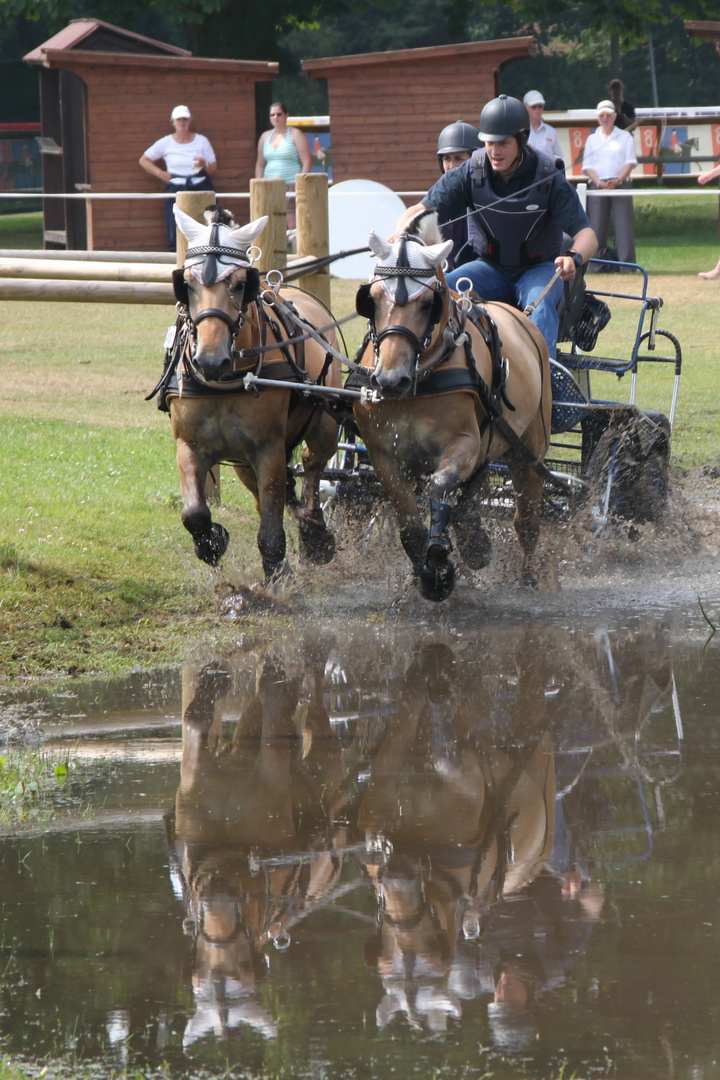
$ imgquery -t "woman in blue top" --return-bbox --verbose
[255,102,311,243]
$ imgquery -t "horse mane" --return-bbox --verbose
[202,204,235,227]
[406,209,443,246]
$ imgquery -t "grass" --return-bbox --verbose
[0,210,43,250]
[0,207,719,681]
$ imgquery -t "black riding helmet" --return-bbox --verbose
[478,94,530,150]
[436,121,480,172]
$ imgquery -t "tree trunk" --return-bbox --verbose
[610,34,620,77]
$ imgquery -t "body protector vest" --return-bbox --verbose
[467,148,564,268]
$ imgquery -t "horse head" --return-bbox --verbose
[173,205,268,384]
[356,212,453,399]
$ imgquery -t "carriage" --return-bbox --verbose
[158,205,682,600]
[318,253,682,539]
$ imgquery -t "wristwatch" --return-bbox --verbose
[567,249,584,268]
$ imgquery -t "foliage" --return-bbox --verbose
[0,748,78,825]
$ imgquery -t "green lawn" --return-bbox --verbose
[0,202,719,679]
[0,209,43,249]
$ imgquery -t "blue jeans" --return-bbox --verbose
[446,259,563,358]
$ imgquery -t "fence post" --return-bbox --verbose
[295,173,330,309]
[175,189,216,266]
[250,178,288,273]
[175,188,221,505]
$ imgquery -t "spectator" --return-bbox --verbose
[139,106,217,252]
[697,162,720,279]
[609,79,637,133]
[582,99,638,271]
[255,101,311,240]
[523,91,563,162]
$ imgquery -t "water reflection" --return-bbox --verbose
[151,621,684,1068]
[168,649,351,1047]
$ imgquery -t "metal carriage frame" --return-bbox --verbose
[318,258,683,533]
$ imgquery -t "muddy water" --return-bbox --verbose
[1,610,720,1080]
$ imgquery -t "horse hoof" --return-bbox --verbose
[299,516,336,565]
[194,523,229,566]
[454,524,492,570]
[520,570,538,590]
[264,560,294,592]
[418,560,455,602]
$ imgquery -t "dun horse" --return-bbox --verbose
[352,212,552,601]
[161,205,340,584]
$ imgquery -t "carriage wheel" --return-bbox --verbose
[584,411,670,527]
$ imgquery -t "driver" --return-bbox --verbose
[393,95,597,359]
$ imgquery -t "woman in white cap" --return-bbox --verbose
[523,91,563,161]
[139,106,217,251]
[582,99,637,271]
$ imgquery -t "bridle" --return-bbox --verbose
[356,233,448,362]
[172,213,262,372]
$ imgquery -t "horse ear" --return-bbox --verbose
[356,282,375,320]
[173,206,207,246]
[228,215,269,250]
[368,230,393,261]
[417,239,454,270]
[172,268,189,306]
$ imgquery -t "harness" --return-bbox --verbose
[357,234,514,442]
[357,237,575,491]
[146,212,340,412]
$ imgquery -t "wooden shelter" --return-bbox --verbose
[684,20,720,53]
[302,38,536,195]
[24,19,277,250]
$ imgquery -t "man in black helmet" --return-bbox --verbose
[393,95,597,358]
[436,120,479,271]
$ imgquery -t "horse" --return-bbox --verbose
[162,205,341,584]
[351,212,552,601]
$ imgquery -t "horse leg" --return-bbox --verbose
[229,459,290,585]
[507,458,544,588]
[453,468,493,570]
[421,433,483,601]
[371,451,428,573]
[291,414,337,565]
[255,449,292,585]
[176,439,229,566]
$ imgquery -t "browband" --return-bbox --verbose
[185,244,252,263]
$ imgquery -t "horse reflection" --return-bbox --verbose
[166,643,351,1048]
[357,637,558,1033]
[164,622,679,1049]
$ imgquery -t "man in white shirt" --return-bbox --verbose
[523,91,563,164]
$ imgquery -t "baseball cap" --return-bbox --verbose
[523,90,545,108]
[171,105,192,120]
[596,99,617,115]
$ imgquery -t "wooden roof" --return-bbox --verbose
[303,37,536,193]
[684,20,720,52]
[302,37,536,75]
[23,18,191,64]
